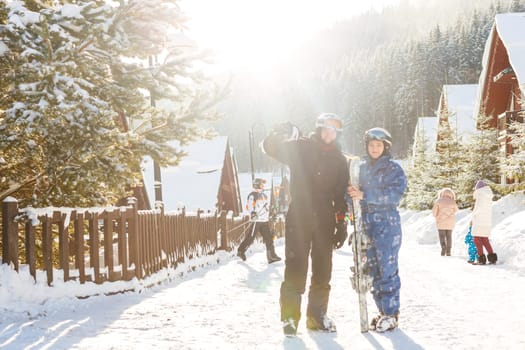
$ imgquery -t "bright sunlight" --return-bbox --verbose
[181,0,400,74]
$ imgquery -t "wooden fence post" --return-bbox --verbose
[42,216,53,286]
[218,210,228,250]
[2,197,19,271]
[127,197,141,280]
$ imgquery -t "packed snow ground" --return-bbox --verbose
[1,193,525,350]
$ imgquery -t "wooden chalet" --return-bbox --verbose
[142,136,243,215]
[475,12,525,170]
[436,84,478,149]
[412,116,438,156]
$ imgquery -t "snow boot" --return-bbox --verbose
[375,314,398,332]
[476,254,486,265]
[267,250,282,264]
[369,313,383,331]
[487,253,498,264]
[282,318,298,337]
[306,314,337,332]
[237,250,246,261]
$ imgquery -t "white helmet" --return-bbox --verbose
[364,127,392,151]
[315,113,343,133]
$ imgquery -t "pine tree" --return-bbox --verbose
[457,115,500,207]
[509,0,524,12]
[501,114,525,191]
[433,112,465,193]
[402,129,436,210]
[0,0,221,207]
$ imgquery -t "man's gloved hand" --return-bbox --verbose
[250,211,257,220]
[272,122,301,141]
[333,221,348,249]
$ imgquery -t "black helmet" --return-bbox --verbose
[252,178,266,189]
[315,113,343,133]
[364,127,392,152]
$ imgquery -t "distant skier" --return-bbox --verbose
[432,188,459,256]
[470,180,497,265]
[263,113,349,336]
[347,127,407,332]
[237,178,282,264]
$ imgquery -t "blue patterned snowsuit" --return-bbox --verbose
[359,154,406,316]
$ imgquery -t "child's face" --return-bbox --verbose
[367,140,384,159]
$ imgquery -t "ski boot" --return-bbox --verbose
[369,313,383,331]
[375,314,398,332]
[282,318,298,337]
[306,314,337,332]
[267,250,282,264]
[237,250,246,261]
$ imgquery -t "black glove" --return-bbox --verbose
[271,122,301,141]
[250,211,257,220]
[333,221,348,249]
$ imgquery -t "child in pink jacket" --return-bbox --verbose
[432,188,459,256]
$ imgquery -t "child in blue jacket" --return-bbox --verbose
[347,127,407,332]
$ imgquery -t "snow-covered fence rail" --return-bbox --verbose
[1,197,249,286]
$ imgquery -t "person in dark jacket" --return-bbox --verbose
[262,113,349,336]
[347,127,407,333]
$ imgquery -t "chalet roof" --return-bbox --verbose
[142,136,229,213]
[475,12,525,116]
[495,12,525,88]
[438,84,478,141]
[413,116,438,154]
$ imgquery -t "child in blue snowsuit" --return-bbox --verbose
[347,127,407,333]
[464,225,478,263]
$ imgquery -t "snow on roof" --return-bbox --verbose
[439,84,478,141]
[414,116,438,154]
[475,12,525,116]
[495,12,525,89]
[142,136,229,213]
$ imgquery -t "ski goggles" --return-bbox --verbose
[316,115,343,132]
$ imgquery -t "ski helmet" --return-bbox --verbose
[252,178,266,189]
[315,113,343,133]
[364,127,392,154]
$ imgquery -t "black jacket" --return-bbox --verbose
[263,133,348,230]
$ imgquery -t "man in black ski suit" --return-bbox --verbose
[262,113,349,336]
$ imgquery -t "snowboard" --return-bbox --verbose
[347,156,372,333]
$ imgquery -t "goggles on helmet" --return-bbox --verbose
[364,127,392,147]
[315,113,343,132]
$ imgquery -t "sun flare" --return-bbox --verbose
[182,0,395,73]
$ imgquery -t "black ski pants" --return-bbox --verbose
[280,211,334,322]
[238,221,275,254]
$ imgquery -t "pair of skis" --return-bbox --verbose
[347,157,373,333]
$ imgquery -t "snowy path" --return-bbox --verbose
[1,235,524,350]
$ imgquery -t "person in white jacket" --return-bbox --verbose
[237,178,281,264]
[470,180,497,264]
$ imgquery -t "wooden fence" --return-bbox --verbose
[1,197,254,286]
